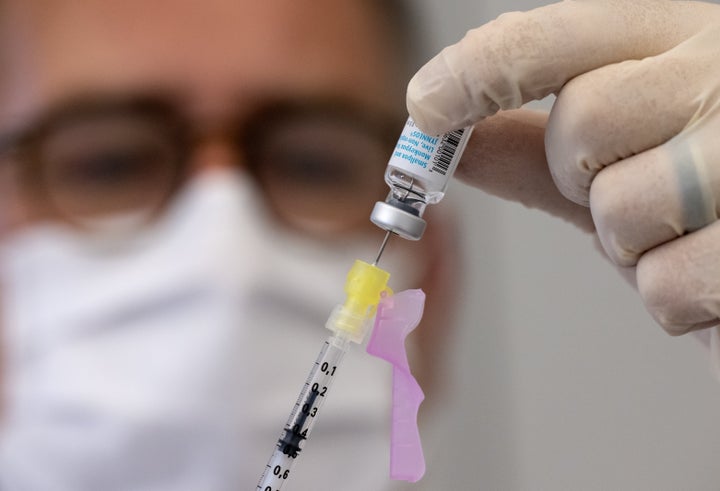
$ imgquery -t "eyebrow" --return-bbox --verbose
[0,90,405,155]
[241,95,404,139]
[7,87,181,125]
[0,91,185,148]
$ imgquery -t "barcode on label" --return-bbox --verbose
[430,128,465,175]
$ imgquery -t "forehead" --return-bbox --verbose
[1,0,403,122]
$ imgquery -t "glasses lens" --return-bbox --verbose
[35,113,185,229]
[248,115,391,235]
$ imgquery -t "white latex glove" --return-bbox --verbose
[407,0,720,338]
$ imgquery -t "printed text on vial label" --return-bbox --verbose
[393,119,439,170]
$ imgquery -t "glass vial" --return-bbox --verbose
[370,117,472,240]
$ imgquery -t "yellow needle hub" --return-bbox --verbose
[326,260,392,343]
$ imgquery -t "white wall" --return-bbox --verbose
[396,2,720,490]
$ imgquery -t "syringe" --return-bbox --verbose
[257,259,392,491]
[256,332,350,490]
[257,116,471,490]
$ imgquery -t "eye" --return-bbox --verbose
[52,142,168,187]
[247,116,391,233]
[35,115,184,224]
[266,148,357,186]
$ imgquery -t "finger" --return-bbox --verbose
[546,25,720,205]
[637,220,720,336]
[590,119,720,267]
[457,109,594,233]
[407,0,719,134]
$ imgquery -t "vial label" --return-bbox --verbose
[388,117,467,190]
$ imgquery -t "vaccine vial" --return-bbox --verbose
[370,117,472,240]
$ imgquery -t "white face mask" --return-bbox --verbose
[0,170,425,491]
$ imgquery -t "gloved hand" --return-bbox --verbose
[406,0,720,336]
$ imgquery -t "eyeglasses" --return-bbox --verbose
[0,95,401,236]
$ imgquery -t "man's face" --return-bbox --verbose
[0,6,456,469]
[0,0,405,234]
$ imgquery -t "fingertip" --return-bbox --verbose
[405,86,436,135]
[405,95,452,135]
[406,52,458,135]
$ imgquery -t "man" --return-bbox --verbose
[0,1,458,489]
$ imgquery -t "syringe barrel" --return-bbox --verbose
[370,117,473,240]
[257,334,350,491]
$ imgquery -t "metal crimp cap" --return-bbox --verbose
[370,201,426,241]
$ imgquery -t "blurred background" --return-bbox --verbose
[398,1,720,490]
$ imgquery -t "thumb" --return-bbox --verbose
[407,0,717,135]
[458,109,594,233]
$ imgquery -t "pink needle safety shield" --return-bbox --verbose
[366,289,426,483]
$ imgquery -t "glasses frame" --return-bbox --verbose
[0,94,404,234]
